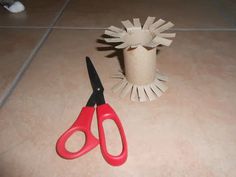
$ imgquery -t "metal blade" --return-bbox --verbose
[86,56,104,92]
[86,57,105,105]
[86,92,96,107]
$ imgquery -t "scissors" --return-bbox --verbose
[56,57,128,166]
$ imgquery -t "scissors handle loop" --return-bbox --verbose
[56,107,99,159]
[97,104,128,166]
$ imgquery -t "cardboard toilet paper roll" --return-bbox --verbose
[124,46,156,85]
[104,17,175,102]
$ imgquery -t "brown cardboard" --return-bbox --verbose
[149,19,165,31]
[112,72,168,102]
[138,86,147,102]
[105,16,175,49]
[105,16,175,102]
[144,85,157,101]
[142,16,156,30]
[131,85,138,102]
[123,46,156,85]
[120,82,133,98]
[133,18,142,29]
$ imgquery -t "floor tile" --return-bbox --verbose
[158,31,236,176]
[214,0,236,27]
[56,0,233,28]
[0,29,46,103]
[0,30,236,177]
[0,0,65,26]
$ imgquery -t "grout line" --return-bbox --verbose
[53,26,106,30]
[170,28,236,31]
[0,0,71,108]
[0,25,236,31]
[0,26,49,29]
[54,27,236,31]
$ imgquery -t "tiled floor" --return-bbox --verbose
[0,0,236,177]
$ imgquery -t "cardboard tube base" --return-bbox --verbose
[112,71,168,102]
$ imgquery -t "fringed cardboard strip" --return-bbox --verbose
[104,16,175,49]
[116,42,129,49]
[104,38,123,43]
[112,72,125,79]
[138,86,147,102]
[133,18,142,29]
[150,84,163,97]
[131,85,138,102]
[112,78,128,93]
[156,71,169,81]
[105,30,124,38]
[152,36,172,47]
[144,85,157,101]
[153,22,174,33]
[149,19,165,31]
[112,72,168,102]
[108,26,124,33]
[142,16,156,30]
[158,33,176,38]
[154,79,168,92]
[120,82,133,98]
[121,20,134,32]
[105,17,175,102]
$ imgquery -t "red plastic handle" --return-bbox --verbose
[96,104,128,166]
[56,107,99,159]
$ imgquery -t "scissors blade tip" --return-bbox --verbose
[85,56,104,91]
[86,56,91,65]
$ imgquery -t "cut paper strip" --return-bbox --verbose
[133,18,142,29]
[108,26,124,33]
[112,78,128,93]
[112,79,124,93]
[112,72,125,78]
[142,16,156,30]
[155,79,168,92]
[144,41,158,48]
[105,17,175,50]
[120,82,133,98]
[112,71,168,102]
[131,85,138,102]
[121,20,134,31]
[153,36,172,46]
[144,85,157,101]
[105,17,175,102]
[145,42,160,48]
[137,86,147,102]
[115,42,129,49]
[149,19,165,31]
[130,44,139,48]
[158,33,176,38]
[105,30,124,38]
[112,74,125,79]
[156,72,168,82]
[104,38,123,43]
[150,84,163,97]
[153,22,174,33]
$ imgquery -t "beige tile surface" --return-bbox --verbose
[56,0,233,28]
[220,0,236,25]
[0,29,46,102]
[0,30,236,177]
[0,0,65,26]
